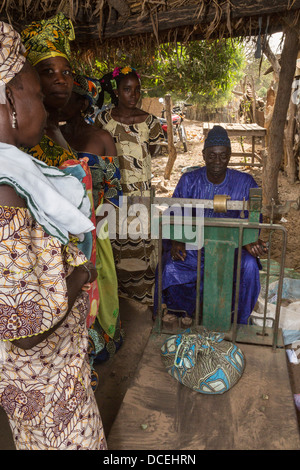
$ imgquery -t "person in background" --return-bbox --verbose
[154,125,267,326]
[60,73,124,379]
[96,66,163,306]
[0,21,106,450]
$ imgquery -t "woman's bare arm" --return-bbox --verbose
[0,185,96,350]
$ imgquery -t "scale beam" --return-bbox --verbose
[127,195,248,212]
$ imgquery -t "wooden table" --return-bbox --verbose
[108,333,300,450]
[203,122,267,167]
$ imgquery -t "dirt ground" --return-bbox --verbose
[0,119,299,449]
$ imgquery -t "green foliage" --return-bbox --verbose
[143,39,245,108]
[75,38,246,109]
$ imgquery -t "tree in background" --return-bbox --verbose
[242,42,274,99]
[144,39,245,108]
[86,38,245,109]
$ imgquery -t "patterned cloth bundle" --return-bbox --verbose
[161,329,245,394]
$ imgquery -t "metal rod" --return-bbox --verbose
[262,230,273,337]
[127,196,248,211]
[262,202,274,337]
[157,216,163,335]
[262,226,273,336]
[272,227,287,350]
[195,248,201,327]
[232,225,244,343]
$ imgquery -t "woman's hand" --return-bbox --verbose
[78,261,98,291]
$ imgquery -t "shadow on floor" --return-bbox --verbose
[95,297,153,439]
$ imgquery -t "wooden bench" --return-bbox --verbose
[203,122,267,167]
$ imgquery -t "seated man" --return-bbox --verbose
[154,125,267,326]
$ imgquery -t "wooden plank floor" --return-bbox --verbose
[108,334,300,450]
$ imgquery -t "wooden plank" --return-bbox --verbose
[108,334,300,450]
[203,122,266,137]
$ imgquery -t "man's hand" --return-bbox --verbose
[171,241,187,261]
[244,239,268,257]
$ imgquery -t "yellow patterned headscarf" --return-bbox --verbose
[21,13,75,67]
[0,21,26,98]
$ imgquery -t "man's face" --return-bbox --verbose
[203,145,231,183]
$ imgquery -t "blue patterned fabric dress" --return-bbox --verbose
[154,167,262,324]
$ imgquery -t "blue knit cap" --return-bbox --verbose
[204,125,231,150]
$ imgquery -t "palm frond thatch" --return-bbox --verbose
[1,0,300,58]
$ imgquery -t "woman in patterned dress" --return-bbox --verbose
[96,67,163,306]
[60,74,125,373]
[21,15,102,329]
[20,15,103,388]
[0,22,106,450]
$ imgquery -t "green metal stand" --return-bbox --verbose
[202,188,261,331]
[155,188,287,348]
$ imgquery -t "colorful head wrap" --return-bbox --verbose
[109,65,140,89]
[203,125,231,150]
[0,21,26,103]
[73,74,101,107]
[21,13,75,67]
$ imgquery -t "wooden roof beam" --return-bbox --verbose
[74,0,300,42]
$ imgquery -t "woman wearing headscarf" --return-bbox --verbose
[96,67,163,306]
[20,14,100,332]
[21,12,76,166]
[0,21,106,450]
[61,74,125,377]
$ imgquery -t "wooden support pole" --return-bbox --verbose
[284,95,297,183]
[164,94,177,180]
[250,75,256,123]
[263,19,300,206]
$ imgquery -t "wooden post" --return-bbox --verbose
[263,20,300,206]
[250,75,256,123]
[284,93,297,183]
[164,94,177,180]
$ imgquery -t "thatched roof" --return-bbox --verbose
[1,0,300,56]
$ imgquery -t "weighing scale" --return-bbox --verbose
[107,188,300,450]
